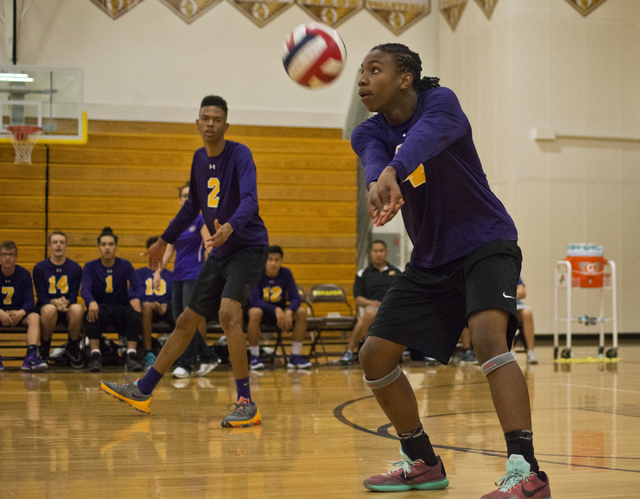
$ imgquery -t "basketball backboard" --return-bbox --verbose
[0,66,86,144]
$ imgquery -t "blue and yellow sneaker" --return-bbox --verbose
[221,396,261,427]
[100,379,152,414]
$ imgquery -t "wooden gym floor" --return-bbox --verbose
[0,343,638,498]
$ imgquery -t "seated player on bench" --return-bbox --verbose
[0,240,47,371]
[32,231,84,369]
[246,245,310,370]
[132,236,175,371]
[82,227,142,373]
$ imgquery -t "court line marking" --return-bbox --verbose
[556,382,640,394]
[333,396,640,474]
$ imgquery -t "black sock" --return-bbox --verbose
[398,426,438,466]
[505,429,539,473]
[40,339,51,354]
[27,344,37,355]
[67,340,79,352]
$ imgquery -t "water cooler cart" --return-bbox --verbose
[553,253,617,360]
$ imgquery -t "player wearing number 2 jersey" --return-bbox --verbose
[101,95,269,427]
[33,231,84,368]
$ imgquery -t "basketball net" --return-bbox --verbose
[7,125,42,164]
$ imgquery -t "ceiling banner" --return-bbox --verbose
[159,0,222,23]
[297,0,363,28]
[365,0,430,36]
[89,0,145,19]
[474,0,497,19]
[227,0,294,27]
[439,0,467,31]
[564,0,608,17]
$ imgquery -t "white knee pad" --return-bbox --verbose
[481,352,516,376]
[363,365,402,389]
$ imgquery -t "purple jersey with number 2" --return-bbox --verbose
[162,141,268,259]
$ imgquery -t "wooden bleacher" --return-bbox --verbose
[0,120,358,361]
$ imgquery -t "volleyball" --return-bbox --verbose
[282,22,347,89]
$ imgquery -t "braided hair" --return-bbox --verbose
[371,43,440,92]
[97,226,118,245]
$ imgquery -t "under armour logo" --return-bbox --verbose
[209,164,216,170]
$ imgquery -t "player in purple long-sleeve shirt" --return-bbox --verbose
[33,231,84,368]
[351,45,551,499]
[0,240,47,371]
[101,96,268,428]
[83,227,142,373]
[246,245,310,370]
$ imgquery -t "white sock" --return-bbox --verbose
[291,341,303,356]
[91,349,100,356]
[127,348,137,357]
[250,345,260,356]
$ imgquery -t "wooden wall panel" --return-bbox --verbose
[0,122,358,309]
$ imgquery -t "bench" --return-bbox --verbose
[0,315,357,364]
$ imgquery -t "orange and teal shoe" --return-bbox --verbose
[221,396,261,427]
[100,379,152,414]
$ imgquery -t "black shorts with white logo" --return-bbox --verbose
[368,239,522,364]
[188,245,268,321]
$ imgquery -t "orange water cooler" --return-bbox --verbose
[553,245,618,360]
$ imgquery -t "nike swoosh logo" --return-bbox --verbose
[404,469,434,482]
[522,483,547,498]
[243,382,250,386]
[503,292,515,299]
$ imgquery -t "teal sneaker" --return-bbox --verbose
[143,351,156,371]
[481,454,552,499]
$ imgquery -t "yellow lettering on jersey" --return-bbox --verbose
[2,286,14,305]
[105,275,113,293]
[145,278,154,296]
[208,177,220,208]
[405,164,426,188]
[50,275,69,294]
[57,275,69,294]
[263,286,282,303]
[146,277,166,296]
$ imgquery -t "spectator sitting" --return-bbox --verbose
[32,231,84,369]
[340,240,402,365]
[0,240,47,371]
[132,236,175,371]
[516,277,537,365]
[81,227,142,373]
[246,245,310,370]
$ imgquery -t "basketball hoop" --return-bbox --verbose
[7,125,42,164]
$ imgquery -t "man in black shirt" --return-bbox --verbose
[341,240,401,365]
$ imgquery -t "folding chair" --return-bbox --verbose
[307,284,357,362]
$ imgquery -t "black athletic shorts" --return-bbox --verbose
[368,239,522,364]
[188,245,268,321]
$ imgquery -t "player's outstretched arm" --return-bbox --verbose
[143,237,168,271]
[370,166,404,227]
